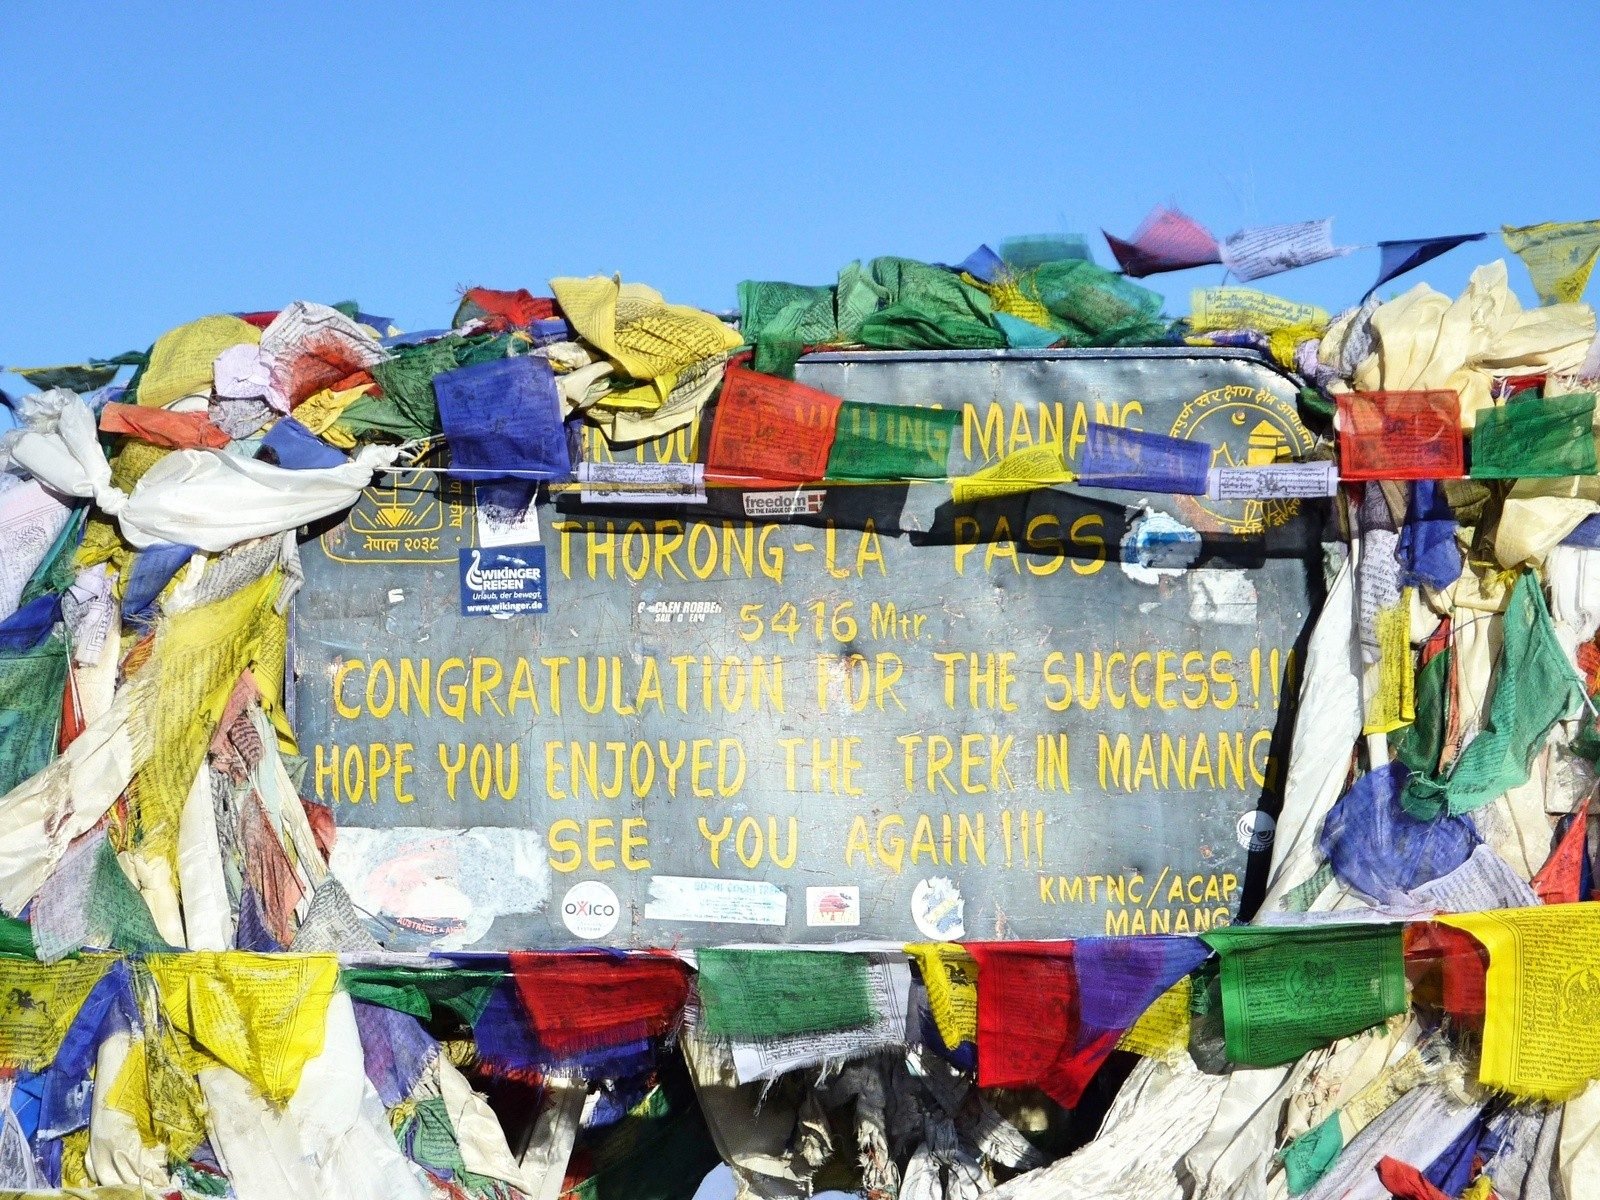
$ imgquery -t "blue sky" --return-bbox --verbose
[4,1,1599,385]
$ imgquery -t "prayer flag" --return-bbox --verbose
[98,402,231,451]
[1439,904,1600,1100]
[11,363,121,393]
[258,416,348,470]
[1189,288,1329,335]
[1470,391,1597,479]
[951,442,1073,504]
[1372,234,1487,293]
[955,245,1005,284]
[0,636,69,795]
[998,234,1091,268]
[1402,572,1583,818]
[825,401,960,481]
[1375,1157,1452,1200]
[969,938,1206,1108]
[509,950,690,1059]
[1397,480,1463,591]
[434,355,571,480]
[1531,799,1591,906]
[121,542,197,623]
[148,951,340,1103]
[1337,391,1464,480]
[1503,220,1600,305]
[1200,923,1407,1067]
[1319,763,1480,906]
[695,949,872,1040]
[136,315,261,409]
[1078,423,1210,494]
[1220,219,1350,282]
[905,943,976,1051]
[1103,206,1221,277]
[706,368,842,481]
[0,595,60,652]
[453,287,556,331]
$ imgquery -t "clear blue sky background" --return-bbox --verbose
[4,2,1599,389]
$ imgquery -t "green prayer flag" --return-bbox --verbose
[1391,647,1450,775]
[21,508,88,606]
[0,915,36,960]
[695,949,873,1040]
[1470,391,1597,479]
[91,838,173,954]
[1402,572,1582,818]
[856,257,1006,352]
[1022,260,1168,347]
[12,364,122,393]
[1281,1112,1345,1195]
[338,966,502,1024]
[825,401,960,481]
[0,635,69,796]
[738,264,888,377]
[1200,922,1407,1067]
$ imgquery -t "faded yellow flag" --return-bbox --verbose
[1503,221,1600,306]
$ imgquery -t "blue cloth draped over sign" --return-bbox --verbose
[434,355,571,480]
[1078,423,1210,494]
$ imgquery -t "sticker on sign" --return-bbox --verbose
[459,544,547,618]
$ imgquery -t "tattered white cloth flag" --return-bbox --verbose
[8,393,398,552]
[1221,219,1352,281]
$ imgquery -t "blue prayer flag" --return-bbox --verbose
[955,245,1005,284]
[1319,762,1480,905]
[259,417,348,471]
[0,595,60,652]
[1373,234,1488,293]
[1397,480,1462,590]
[122,542,198,624]
[435,355,571,480]
[1078,422,1211,495]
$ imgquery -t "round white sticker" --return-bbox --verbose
[1236,810,1276,852]
[561,881,621,939]
[911,876,966,941]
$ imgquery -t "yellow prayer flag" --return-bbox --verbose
[293,382,373,436]
[1363,595,1416,736]
[951,442,1074,504]
[1116,977,1191,1063]
[550,276,741,399]
[137,315,262,409]
[1188,288,1330,336]
[1439,904,1600,1101]
[148,951,339,1105]
[0,957,109,1070]
[906,943,977,1049]
[1503,221,1600,306]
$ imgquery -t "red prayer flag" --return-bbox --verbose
[706,368,842,482]
[968,941,1120,1108]
[1374,1156,1452,1200]
[99,402,232,451]
[509,951,690,1057]
[1532,798,1591,906]
[462,287,556,330]
[1337,391,1464,481]
[1405,923,1486,1024]
[1102,206,1222,277]
[59,666,84,753]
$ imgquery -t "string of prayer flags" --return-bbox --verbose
[694,949,872,1040]
[1336,391,1464,481]
[707,368,842,481]
[968,938,1206,1108]
[434,355,571,480]
[1469,391,1597,479]
[951,441,1073,504]
[1530,798,1591,906]
[1199,923,1407,1067]
[1318,763,1480,906]
[825,401,961,481]
[1220,219,1350,282]
[508,950,690,1059]
[1103,206,1222,277]
[1372,234,1488,293]
[148,951,339,1103]
[905,943,977,1051]
[1438,904,1600,1100]
[1502,220,1600,305]
[1078,423,1210,494]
